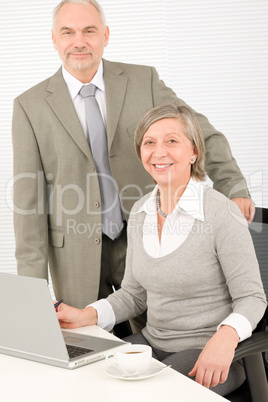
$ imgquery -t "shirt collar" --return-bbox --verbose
[137,178,205,222]
[62,60,105,100]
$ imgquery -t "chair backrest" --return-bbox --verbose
[249,208,268,299]
[249,207,268,370]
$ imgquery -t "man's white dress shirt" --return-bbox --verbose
[62,61,106,138]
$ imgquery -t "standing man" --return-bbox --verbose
[12,0,254,311]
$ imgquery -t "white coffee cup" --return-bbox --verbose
[106,344,152,375]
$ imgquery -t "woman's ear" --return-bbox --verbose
[191,146,198,163]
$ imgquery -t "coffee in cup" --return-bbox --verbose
[106,344,152,375]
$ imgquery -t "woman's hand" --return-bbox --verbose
[55,302,98,329]
[189,325,239,389]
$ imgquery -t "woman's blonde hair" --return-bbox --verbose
[134,102,206,181]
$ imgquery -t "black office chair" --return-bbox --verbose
[225,207,268,402]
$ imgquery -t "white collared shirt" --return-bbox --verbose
[91,179,252,340]
[62,60,106,138]
[138,178,205,257]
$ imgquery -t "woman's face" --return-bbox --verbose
[140,118,197,191]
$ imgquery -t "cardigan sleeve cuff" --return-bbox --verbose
[217,312,252,342]
[88,299,116,332]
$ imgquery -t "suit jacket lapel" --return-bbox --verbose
[103,59,128,151]
[46,68,94,163]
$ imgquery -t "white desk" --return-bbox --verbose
[0,325,228,402]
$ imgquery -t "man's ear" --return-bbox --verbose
[104,25,110,48]
[51,30,57,50]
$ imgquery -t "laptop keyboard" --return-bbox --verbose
[66,344,94,359]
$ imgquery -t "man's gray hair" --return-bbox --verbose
[52,0,106,30]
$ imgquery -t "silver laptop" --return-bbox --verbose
[0,273,126,369]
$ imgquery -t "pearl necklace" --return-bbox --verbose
[156,190,168,218]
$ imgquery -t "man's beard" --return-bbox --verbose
[63,48,98,71]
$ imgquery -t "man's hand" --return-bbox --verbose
[232,198,255,224]
[189,326,239,389]
[55,302,98,329]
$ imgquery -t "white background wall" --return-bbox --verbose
[1,0,268,276]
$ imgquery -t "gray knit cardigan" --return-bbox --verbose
[107,186,267,352]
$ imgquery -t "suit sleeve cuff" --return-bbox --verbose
[217,313,252,342]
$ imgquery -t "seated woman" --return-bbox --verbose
[56,103,266,396]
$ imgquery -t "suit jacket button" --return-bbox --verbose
[94,237,100,245]
[91,166,96,171]
[94,201,100,208]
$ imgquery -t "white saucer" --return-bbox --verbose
[105,361,167,381]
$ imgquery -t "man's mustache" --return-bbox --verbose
[66,48,92,56]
